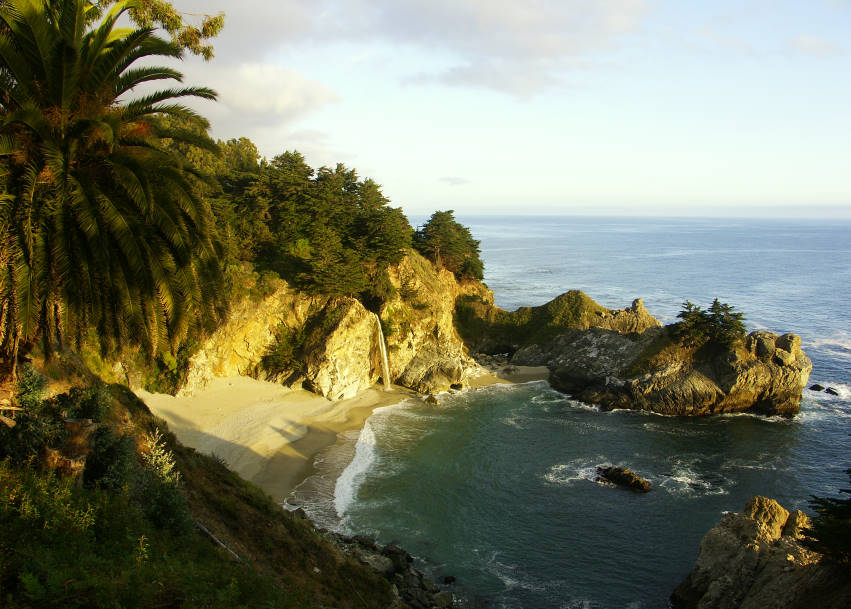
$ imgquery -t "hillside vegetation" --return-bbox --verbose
[0,366,394,608]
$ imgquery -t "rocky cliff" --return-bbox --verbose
[179,251,482,399]
[457,289,811,416]
[455,290,660,355]
[542,326,812,416]
[671,496,851,609]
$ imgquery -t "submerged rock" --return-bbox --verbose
[596,466,651,492]
[671,496,851,609]
[825,387,839,396]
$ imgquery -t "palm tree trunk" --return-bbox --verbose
[10,332,19,382]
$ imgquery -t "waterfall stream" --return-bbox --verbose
[374,313,391,390]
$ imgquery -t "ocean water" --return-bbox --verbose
[290,216,851,609]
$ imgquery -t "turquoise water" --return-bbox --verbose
[291,216,851,609]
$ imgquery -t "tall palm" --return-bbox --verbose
[0,0,223,379]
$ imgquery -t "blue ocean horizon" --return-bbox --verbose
[293,215,851,609]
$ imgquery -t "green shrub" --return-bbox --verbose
[137,429,192,535]
[260,322,307,379]
[56,383,111,422]
[144,340,199,395]
[0,367,64,463]
[84,427,137,491]
[14,365,47,411]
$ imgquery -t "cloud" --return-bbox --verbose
[173,1,650,95]
[439,176,470,186]
[175,61,339,157]
[791,35,842,56]
[200,64,338,125]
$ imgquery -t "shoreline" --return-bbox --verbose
[136,365,550,503]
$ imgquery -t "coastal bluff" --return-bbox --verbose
[456,290,811,416]
[178,250,483,399]
[671,497,851,609]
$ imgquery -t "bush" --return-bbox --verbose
[0,367,64,463]
[137,429,192,535]
[56,383,111,422]
[84,427,137,490]
[144,340,199,395]
[260,323,307,380]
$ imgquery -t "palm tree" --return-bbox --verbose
[0,0,224,379]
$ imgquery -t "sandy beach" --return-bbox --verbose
[137,365,549,503]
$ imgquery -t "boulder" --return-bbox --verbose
[809,384,825,391]
[825,387,839,396]
[671,497,850,609]
[596,466,651,492]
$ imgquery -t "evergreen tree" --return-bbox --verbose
[413,210,484,280]
[675,299,746,348]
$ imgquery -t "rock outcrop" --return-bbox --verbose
[456,288,810,416]
[545,327,812,417]
[323,532,455,609]
[596,466,651,492]
[671,497,851,609]
[455,290,660,356]
[178,251,482,399]
[180,283,322,395]
[381,253,484,394]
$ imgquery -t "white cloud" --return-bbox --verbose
[174,61,339,157]
[173,1,650,95]
[206,64,338,124]
[791,34,842,56]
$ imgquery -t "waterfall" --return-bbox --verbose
[373,313,391,390]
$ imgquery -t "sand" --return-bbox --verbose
[137,366,549,504]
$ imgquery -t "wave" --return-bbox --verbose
[658,457,733,498]
[331,401,413,518]
[542,458,607,487]
[809,332,851,361]
[333,417,378,518]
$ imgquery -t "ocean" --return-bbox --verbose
[289,216,851,609]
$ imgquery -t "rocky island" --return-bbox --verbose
[456,290,812,417]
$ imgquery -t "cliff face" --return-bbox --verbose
[180,284,322,395]
[179,251,482,399]
[671,497,851,609]
[381,253,485,393]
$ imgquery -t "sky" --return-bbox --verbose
[164,1,851,218]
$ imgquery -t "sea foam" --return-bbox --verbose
[333,417,378,517]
